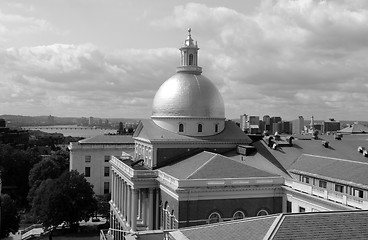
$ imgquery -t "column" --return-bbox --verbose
[155,189,160,230]
[122,181,126,217]
[124,183,128,220]
[117,177,121,212]
[148,188,154,230]
[131,189,139,231]
[127,186,131,226]
[142,189,147,226]
[112,172,115,204]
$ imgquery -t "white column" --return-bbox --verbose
[122,181,126,217]
[148,188,154,230]
[127,186,131,226]
[142,189,147,226]
[155,189,160,230]
[131,189,138,231]
[124,183,128,220]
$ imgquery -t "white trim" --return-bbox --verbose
[303,153,368,166]
[186,154,218,179]
[160,184,179,201]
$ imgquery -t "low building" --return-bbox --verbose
[69,135,134,195]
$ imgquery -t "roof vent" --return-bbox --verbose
[334,133,342,140]
[322,141,329,148]
[286,136,294,146]
[237,145,256,156]
[363,150,368,157]
[358,146,365,153]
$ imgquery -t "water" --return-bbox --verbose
[22,125,117,138]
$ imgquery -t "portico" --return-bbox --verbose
[109,154,159,234]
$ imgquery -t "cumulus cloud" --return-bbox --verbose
[152,0,368,120]
[0,43,178,117]
[1,0,368,120]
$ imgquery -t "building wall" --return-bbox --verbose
[178,197,283,228]
[69,143,134,195]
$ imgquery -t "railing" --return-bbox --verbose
[21,224,45,240]
[100,228,132,240]
[289,180,368,209]
[111,156,158,179]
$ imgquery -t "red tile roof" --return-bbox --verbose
[159,151,277,180]
[133,119,251,144]
[79,134,135,144]
[170,215,278,240]
[169,210,368,240]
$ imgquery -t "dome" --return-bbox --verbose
[152,72,225,119]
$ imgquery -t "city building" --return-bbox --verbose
[69,135,135,195]
[106,30,285,239]
[101,30,368,240]
[323,119,340,133]
[291,116,304,134]
[240,114,260,134]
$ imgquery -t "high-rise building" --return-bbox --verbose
[292,116,304,134]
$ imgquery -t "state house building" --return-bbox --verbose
[108,29,285,236]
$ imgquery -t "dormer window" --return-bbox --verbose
[189,54,193,65]
[179,123,184,132]
[215,124,218,133]
[198,124,203,132]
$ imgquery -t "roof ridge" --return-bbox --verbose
[263,213,285,240]
[303,153,368,166]
[186,152,217,179]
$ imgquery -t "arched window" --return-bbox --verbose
[215,124,218,133]
[208,212,221,224]
[257,209,269,216]
[233,211,245,220]
[198,124,203,132]
[179,123,184,132]
[189,54,194,65]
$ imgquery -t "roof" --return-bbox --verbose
[79,134,135,144]
[133,119,251,144]
[339,123,368,134]
[169,210,368,240]
[169,215,278,240]
[271,211,368,239]
[247,134,368,186]
[159,151,277,180]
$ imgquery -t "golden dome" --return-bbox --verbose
[151,72,225,119]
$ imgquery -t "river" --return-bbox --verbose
[22,125,117,138]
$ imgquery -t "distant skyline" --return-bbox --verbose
[1,0,368,121]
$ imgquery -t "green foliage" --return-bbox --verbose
[28,149,70,203]
[96,194,111,219]
[0,144,41,207]
[0,194,20,238]
[30,170,98,229]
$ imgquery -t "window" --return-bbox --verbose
[104,167,110,177]
[215,124,218,133]
[104,182,109,194]
[233,211,245,220]
[198,124,203,132]
[257,209,269,216]
[319,180,327,188]
[85,167,90,177]
[304,177,310,184]
[299,206,306,212]
[354,188,364,198]
[287,201,292,213]
[179,123,184,132]
[85,155,91,163]
[104,155,110,162]
[208,212,221,224]
[335,184,344,193]
[189,54,193,65]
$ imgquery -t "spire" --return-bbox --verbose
[177,28,202,74]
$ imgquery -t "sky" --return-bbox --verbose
[0,0,368,121]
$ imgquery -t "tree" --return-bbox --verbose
[28,149,70,203]
[0,194,20,238]
[0,144,41,207]
[31,170,97,230]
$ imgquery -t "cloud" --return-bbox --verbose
[0,9,57,42]
[0,43,178,117]
[151,1,368,120]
